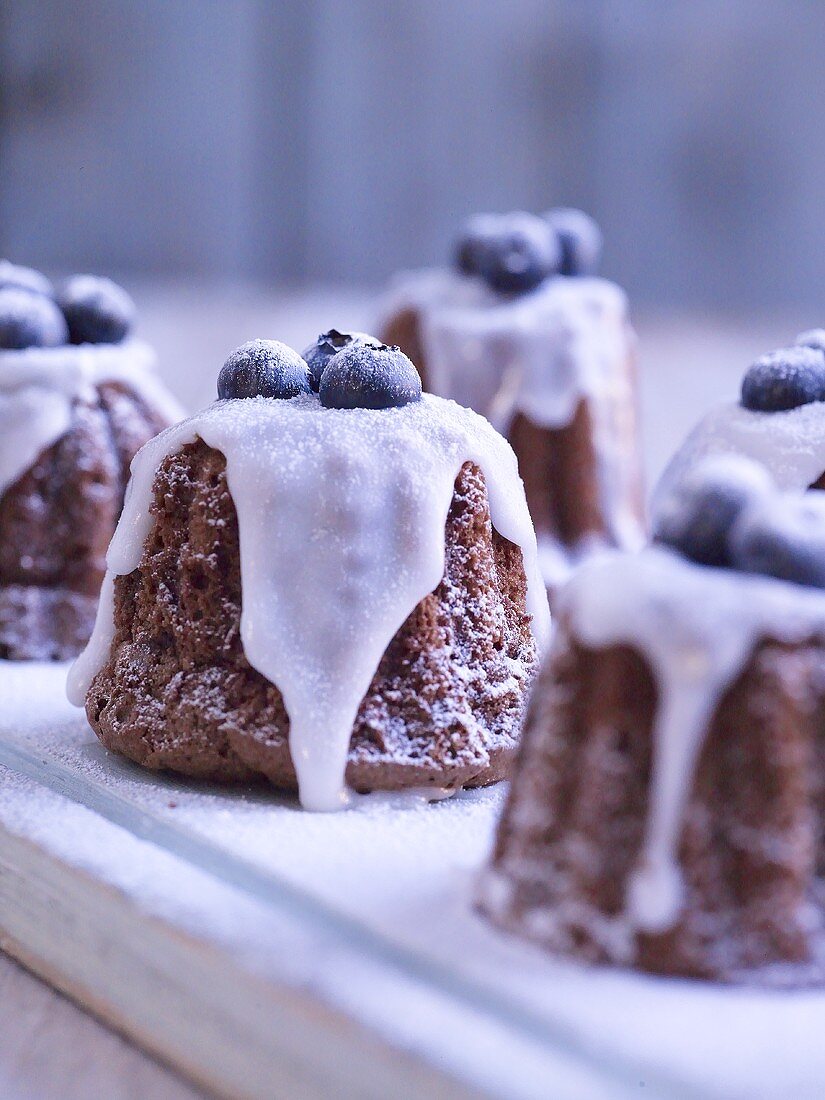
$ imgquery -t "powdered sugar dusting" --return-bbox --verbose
[561,546,825,933]
[69,393,549,811]
[0,339,183,497]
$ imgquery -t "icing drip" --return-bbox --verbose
[654,400,825,520]
[0,340,183,497]
[378,269,643,580]
[560,547,825,933]
[380,269,632,432]
[68,394,550,812]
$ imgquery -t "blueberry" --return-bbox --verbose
[741,346,825,412]
[0,287,68,350]
[467,212,560,294]
[453,214,502,277]
[543,208,603,277]
[795,329,825,355]
[217,339,312,400]
[58,275,136,345]
[319,342,422,410]
[302,329,372,391]
[0,260,53,298]
[653,455,774,567]
[730,493,825,589]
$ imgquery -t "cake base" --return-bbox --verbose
[483,628,825,983]
[0,380,171,661]
[85,441,536,794]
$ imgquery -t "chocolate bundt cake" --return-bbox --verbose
[481,460,825,984]
[378,210,645,587]
[69,336,550,811]
[0,264,182,660]
[654,333,825,517]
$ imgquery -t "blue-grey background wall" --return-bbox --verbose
[1,1,824,310]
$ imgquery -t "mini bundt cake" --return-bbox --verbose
[480,459,825,984]
[0,263,182,660]
[654,333,825,516]
[69,336,550,811]
[378,210,645,587]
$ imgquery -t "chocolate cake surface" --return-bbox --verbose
[85,442,535,792]
[70,374,549,810]
[0,343,180,660]
[480,546,825,984]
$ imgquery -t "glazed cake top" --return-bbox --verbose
[0,340,183,497]
[69,388,550,812]
[379,267,633,433]
[654,334,825,516]
[654,398,825,514]
[0,264,183,496]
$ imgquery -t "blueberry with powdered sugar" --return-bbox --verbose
[302,329,372,391]
[653,454,773,567]
[543,208,603,277]
[319,341,422,410]
[218,339,312,400]
[0,260,53,299]
[59,275,136,345]
[731,492,825,589]
[741,346,825,412]
[0,287,68,349]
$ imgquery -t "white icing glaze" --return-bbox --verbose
[378,269,643,582]
[380,268,632,432]
[654,400,825,521]
[559,546,825,934]
[68,393,550,812]
[0,339,184,497]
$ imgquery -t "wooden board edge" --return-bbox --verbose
[0,818,478,1100]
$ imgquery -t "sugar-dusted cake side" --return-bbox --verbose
[85,441,535,792]
[0,344,181,661]
[480,535,825,985]
[484,621,825,981]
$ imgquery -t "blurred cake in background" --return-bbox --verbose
[0,262,183,661]
[480,458,825,984]
[654,334,825,519]
[69,335,549,810]
[378,209,645,588]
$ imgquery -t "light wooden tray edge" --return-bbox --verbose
[0,817,477,1100]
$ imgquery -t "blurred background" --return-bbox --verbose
[2,0,824,477]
